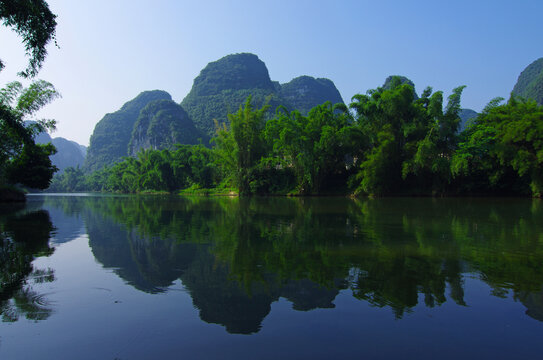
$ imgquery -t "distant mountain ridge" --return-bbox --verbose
[82,53,346,172]
[181,53,283,137]
[181,53,345,138]
[34,132,86,172]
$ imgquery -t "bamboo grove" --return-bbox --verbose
[48,78,543,197]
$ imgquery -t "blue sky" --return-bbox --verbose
[1,0,542,145]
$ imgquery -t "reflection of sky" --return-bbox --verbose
[44,206,85,244]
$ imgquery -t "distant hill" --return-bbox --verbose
[84,90,172,172]
[512,58,543,105]
[34,132,86,173]
[128,99,206,156]
[83,53,345,170]
[279,76,344,115]
[181,53,344,137]
[181,53,281,137]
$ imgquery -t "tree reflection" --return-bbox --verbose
[0,208,56,322]
[44,195,543,331]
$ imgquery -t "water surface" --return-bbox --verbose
[1,195,542,359]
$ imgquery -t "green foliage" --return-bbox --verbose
[214,96,269,195]
[0,2,59,195]
[48,166,86,192]
[0,0,57,78]
[0,81,59,191]
[265,102,355,194]
[83,145,218,194]
[350,78,464,195]
[349,81,413,195]
[49,70,543,198]
[5,142,57,189]
[453,97,543,197]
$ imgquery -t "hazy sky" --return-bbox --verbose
[1,0,542,146]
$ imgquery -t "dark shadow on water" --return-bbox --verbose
[0,206,56,322]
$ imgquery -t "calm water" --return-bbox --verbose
[1,195,542,359]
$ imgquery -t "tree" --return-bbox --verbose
[5,141,56,189]
[349,80,416,195]
[452,97,543,197]
[0,80,60,189]
[0,1,58,196]
[0,0,57,78]
[214,96,269,195]
[349,78,464,195]
[265,102,355,194]
[401,85,465,193]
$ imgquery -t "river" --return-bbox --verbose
[1,195,542,359]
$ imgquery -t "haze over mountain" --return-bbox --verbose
[512,57,543,106]
[34,132,86,173]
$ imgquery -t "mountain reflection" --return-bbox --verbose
[0,204,56,322]
[41,195,543,332]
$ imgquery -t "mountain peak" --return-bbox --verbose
[190,53,274,97]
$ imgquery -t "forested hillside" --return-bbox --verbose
[181,53,280,137]
[512,58,543,105]
[181,53,344,137]
[279,76,344,115]
[128,99,206,156]
[82,53,346,172]
[84,90,172,172]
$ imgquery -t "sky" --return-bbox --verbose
[1,0,542,146]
